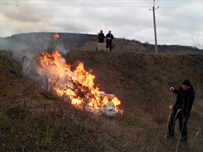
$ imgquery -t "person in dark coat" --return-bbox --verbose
[98,30,105,43]
[165,80,195,142]
[105,30,114,51]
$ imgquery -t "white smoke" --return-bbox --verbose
[0,33,69,61]
[0,33,70,89]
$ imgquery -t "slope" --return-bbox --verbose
[0,46,203,151]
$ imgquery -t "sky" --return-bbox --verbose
[0,0,202,48]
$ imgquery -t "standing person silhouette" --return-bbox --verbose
[165,80,195,143]
[106,30,114,51]
[98,30,105,43]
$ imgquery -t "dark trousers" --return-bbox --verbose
[168,110,189,140]
[106,41,112,51]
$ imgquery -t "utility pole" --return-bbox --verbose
[150,0,159,53]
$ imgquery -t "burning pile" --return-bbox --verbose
[35,34,123,116]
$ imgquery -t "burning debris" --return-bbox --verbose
[23,34,123,117]
[8,67,22,77]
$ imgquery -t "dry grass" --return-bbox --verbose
[0,48,203,152]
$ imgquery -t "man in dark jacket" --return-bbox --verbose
[165,80,195,142]
[98,30,105,43]
[105,30,114,51]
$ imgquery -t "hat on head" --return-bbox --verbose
[182,79,191,86]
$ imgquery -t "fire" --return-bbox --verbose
[37,34,122,115]
[53,34,59,40]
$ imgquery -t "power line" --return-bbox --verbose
[1,0,202,6]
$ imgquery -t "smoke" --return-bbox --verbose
[0,32,123,116]
[0,33,69,60]
[0,33,70,88]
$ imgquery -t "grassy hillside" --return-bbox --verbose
[1,32,201,53]
[0,48,203,152]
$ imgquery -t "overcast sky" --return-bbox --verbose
[0,0,202,48]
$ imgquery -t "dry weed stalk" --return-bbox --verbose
[0,93,5,111]
[22,56,34,76]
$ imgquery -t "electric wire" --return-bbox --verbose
[0,0,201,46]
[0,0,202,8]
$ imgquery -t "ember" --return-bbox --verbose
[37,34,122,116]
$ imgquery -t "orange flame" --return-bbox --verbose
[37,35,121,115]
[53,34,59,40]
